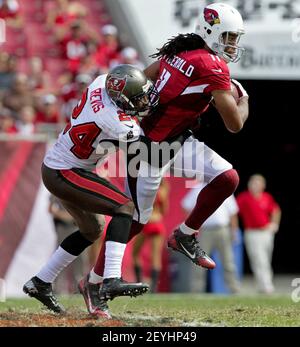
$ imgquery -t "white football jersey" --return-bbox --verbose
[44,75,141,170]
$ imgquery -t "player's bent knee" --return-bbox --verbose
[222,168,239,193]
[114,200,135,216]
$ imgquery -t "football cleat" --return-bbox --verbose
[99,277,149,301]
[168,228,216,269]
[78,275,111,319]
[23,276,65,314]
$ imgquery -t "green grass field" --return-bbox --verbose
[1,294,299,327]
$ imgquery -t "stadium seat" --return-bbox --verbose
[24,23,55,57]
[19,0,44,22]
[1,28,27,57]
[45,57,66,73]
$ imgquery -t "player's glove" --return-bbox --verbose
[231,79,248,98]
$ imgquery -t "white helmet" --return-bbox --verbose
[195,2,245,63]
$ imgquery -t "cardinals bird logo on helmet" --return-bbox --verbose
[204,8,220,26]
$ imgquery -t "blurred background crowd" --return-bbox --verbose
[0,0,143,137]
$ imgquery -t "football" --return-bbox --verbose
[231,81,240,103]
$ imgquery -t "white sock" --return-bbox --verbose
[36,246,77,283]
[89,268,103,284]
[179,223,198,235]
[103,241,126,279]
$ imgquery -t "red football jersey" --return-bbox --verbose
[141,49,231,141]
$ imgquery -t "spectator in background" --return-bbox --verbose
[132,179,169,293]
[92,24,120,72]
[28,57,51,95]
[0,108,17,133]
[75,73,92,90]
[36,94,59,125]
[59,21,90,75]
[0,53,18,92]
[47,0,88,40]
[0,0,23,29]
[60,73,92,122]
[2,73,35,116]
[46,0,69,26]
[110,47,145,70]
[15,105,36,135]
[79,44,99,77]
[237,174,281,294]
[182,183,241,293]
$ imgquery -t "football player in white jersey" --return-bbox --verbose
[23,65,159,319]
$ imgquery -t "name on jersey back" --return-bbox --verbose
[166,55,194,77]
[90,88,104,113]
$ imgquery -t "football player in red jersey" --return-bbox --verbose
[84,3,249,305]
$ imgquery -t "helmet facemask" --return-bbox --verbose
[213,31,245,63]
[116,80,159,118]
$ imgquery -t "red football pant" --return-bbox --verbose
[185,169,239,230]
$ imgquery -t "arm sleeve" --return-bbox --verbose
[203,72,231,93]
[194,58,231,93]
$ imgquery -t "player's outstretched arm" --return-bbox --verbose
[212,89,249,133]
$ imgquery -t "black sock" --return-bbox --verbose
[150,269,160,293]
[60,230,93,256]
[134,265,142,282]
[106,213,133,244]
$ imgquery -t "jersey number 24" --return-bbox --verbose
[64,89,102,159]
